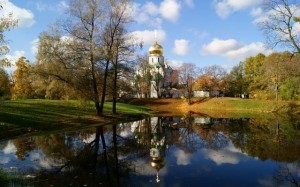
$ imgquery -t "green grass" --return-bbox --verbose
[0,99,152,140]
[204,98,278,112]
[194,97,300,118]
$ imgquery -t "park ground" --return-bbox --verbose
[127,97,300,118]
[1,97,300,140]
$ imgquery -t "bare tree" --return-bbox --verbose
[178,63,197,105]
[257,0,300,53]
[100,0,137,114]
[36,0,135,116]
[134,54,151,98]
[0,2,18,66]
[196,65,228,96]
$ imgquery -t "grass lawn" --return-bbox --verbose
[127,97,300,118]
[1,97,299,140]
[0,99,152,140]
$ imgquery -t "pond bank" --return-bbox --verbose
[0,99,151,140]
[1,98,299,140]
[126,97,300,118]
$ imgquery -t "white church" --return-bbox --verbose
[135,40,174,98]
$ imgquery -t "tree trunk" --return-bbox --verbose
[113,124,120,185]
[100,60,110,114]
[91,59,101,115]
[100,126,110,175]
[112,60,118,114]
[95,101,101,116]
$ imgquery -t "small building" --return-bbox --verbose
[194,90,210,97]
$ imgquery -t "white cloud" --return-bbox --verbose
[250,7,262,17]
[160,0,181,22]
[174,149,192,165]
[184,0,194,8]
[1,0,35,28]
[4,50,25,74]
[133,2,161,28]
[187,29,208,39]
[201,38,272,62]
[30,39,39,56]
[35,1,68,12]
[133,0,181,27]
[167,60,183,69]
[173,39,190,56]
[144,2,159,16]
[213,0,262,19]
[201,38,241,55]
[5,50,25,62]
[130,29,166,46]
[226,42,272,60]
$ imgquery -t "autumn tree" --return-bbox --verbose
[263,51,300,100]
[12,57,33,99]
[194,65,228,96]
[0,2,18,66]
[36,0,134,116]
[134,54,151,98]
[178,63,197,104]
[0,67,10,98]
[226,62,246,97]
[244,53,266,98]
[279,53,300,100]
[257,0,300,53]
[101,0,137,114]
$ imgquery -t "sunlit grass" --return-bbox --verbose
[0,99,152,139]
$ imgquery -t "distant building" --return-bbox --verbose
[194,90,210,97]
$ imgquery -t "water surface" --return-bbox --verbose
[1,116,300,186]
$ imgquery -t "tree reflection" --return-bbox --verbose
[273,162,300,187]
[1,115,300,186]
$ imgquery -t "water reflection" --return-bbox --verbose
[0,115,300,186]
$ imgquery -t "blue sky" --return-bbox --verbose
[2,0,278,72]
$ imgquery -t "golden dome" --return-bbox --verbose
[149,41,163,56]
[150,157,165,171]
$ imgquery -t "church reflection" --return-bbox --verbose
[1,115,300,186]
[131,117,168,183]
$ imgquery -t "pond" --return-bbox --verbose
[0,115,300,186]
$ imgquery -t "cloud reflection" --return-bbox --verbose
[132,158,167,176]
[201,142,247,165]
[174,149,192,166]
[3,141,17,154]
[0,156,10,164]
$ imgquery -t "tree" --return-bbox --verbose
[0,2,18,66]
[178,63,197,104]
[227,62,247,97]
[36,0,134,116]
[134,54,151,98]
[194,65,228,96]
[0,67,10,98]
[244,53,266,97]
[267,51,300,100]
[12,57,33,99]
[101,0,136,114]
[258,0,300,53]
[36,0,107,115]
